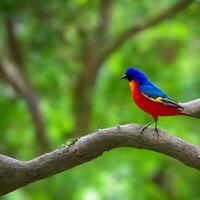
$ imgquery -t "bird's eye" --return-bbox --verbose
[126,76,132,82]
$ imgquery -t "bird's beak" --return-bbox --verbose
[121,75,127,80]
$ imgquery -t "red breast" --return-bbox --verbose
[129,81,182,121]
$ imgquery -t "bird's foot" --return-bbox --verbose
[140,126,159,137]
[140,126,147,135]
[154,128,159,137]
[140,121,155,135]
[116,124,121,129]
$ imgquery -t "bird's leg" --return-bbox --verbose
[140,121,155,134]
[154,120,159,137]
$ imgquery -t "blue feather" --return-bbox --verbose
[139,82,169,99]
[125,68,181,108]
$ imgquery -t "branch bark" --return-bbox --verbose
[99,0,194,64]
[180,99,200,117]
[0,99,199,196]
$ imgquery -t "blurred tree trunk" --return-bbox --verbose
[73,0,112,135]
[73,40,100,135]
[1,18,51,153]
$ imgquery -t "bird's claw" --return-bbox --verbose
[140,126,159,137]
[140,126,147,135]
[154,128,159,137]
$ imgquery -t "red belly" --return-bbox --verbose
[129,81,181,120]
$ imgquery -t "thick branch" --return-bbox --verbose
[180,99,200,117]
[99,0,194,64]
[0,99,199,195]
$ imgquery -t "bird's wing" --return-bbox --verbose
[139,83,182,108]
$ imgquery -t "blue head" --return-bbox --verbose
[121,68,148,84]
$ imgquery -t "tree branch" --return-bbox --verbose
[0,99,199,195]
[180,99,200,117]
[99,0,194,64]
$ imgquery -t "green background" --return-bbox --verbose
[0,0,200,199]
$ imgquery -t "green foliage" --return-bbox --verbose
[0,0,200,199]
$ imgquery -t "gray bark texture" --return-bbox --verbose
[0,99,199,196]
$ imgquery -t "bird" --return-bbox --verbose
[121,68,199,135]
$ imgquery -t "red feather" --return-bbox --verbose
[129,81,182,121]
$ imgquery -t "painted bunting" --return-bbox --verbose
[121,68,199,135]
